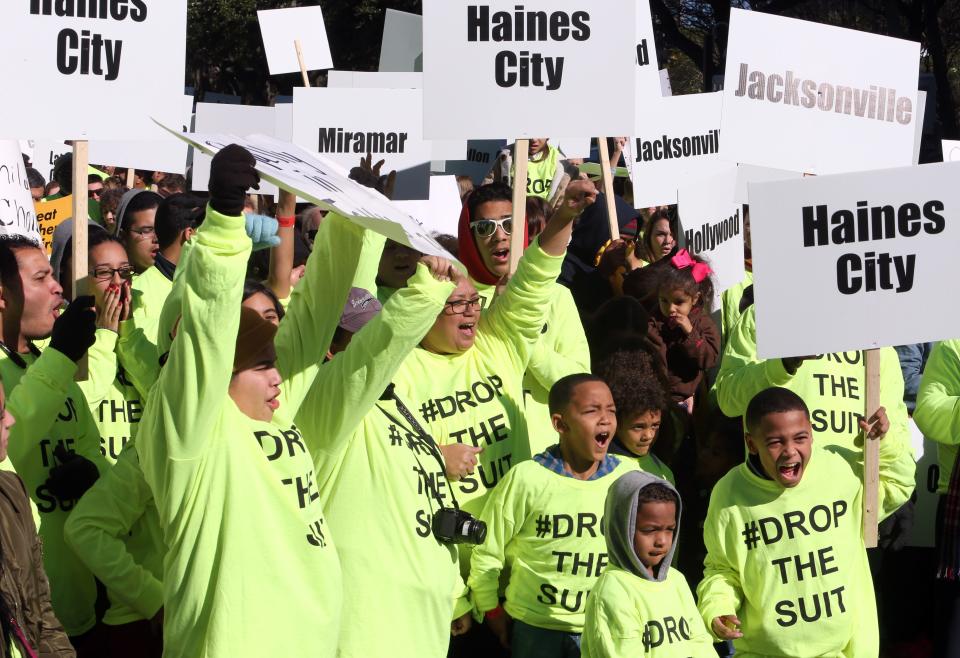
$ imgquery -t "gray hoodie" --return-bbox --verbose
[604,470,681,583]
[50,218,105,283]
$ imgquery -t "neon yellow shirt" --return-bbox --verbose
[118,264,173,397]
[720,271,753,342]
[715,306,911,466]
[582,565,715,658]
[914,339,960,493]
[514,144,563,200]
[469,457,637,632]
[0,346,106,636]
[697,446,914,657]
[137,207,364,657]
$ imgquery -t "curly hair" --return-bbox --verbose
[637,482,678,506]
[595,349,669,421]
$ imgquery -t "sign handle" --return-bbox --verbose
[597,138,620,241]
[294,40,310,87]
[508,140,529,275]
[863,348,881,547]
[126,167,135,189]
[71,141,89,381]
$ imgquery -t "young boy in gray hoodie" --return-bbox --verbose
[581,471,714,657]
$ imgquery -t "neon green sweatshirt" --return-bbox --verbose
[391,241,564,520]
[299,264,468,658]
[64,441,163,626]
[79,328,143,464]
[913,339,960,493]
[715,306,911,466]
[696,445,914,657]
[137,207,363,658]
[469,456,637,633]
[0,345,107,636]
[117,264,172,397]
[720,271,753,342]
[513,144,563,200]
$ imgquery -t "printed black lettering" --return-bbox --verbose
[537,583,558,605]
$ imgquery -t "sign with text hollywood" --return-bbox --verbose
[749,163,960,359]
[291,88,432,200]
[721,9,920,175]
[422,0,636,138]
[0,1,187,139]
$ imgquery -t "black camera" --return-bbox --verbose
[432,508,487,545]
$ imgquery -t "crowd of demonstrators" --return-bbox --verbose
[0,130,945,658]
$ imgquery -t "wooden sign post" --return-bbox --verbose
[294,40,311,88]
[71,141,89,380]
[508,139,529,275]
[597,138,620,241]
[863,348,881,547]
[126,167,135,189]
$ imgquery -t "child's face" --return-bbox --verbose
[554,381,617,464]
[618,409,661,457]
[658,286,699,319]
[633,500,676,570]
[746,410,813,488]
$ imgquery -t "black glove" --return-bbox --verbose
[208,144,260,216]
[50,295,96,362]
[45,444,99,501]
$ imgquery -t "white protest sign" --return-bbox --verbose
[422,0,636,139]
[631,92,728,207]
[677,166,744,307]
[395,176,464,236]
[291,88,432,201]
[660,69,672,97]
[379,9,423,72]
[0,3,187,139]
[33,141,72,186]
[89,95,194,174]
[443,140,507,184]
[157,123,452,260]
[257,6,333,75]
[556,138,592,159]
[0,141,42,244]
[193,104,279,196]
[720,9,920,174]
[750,162,960,358]
[636,0,661,99]
[735,164,802,204]
[942,140,960,162]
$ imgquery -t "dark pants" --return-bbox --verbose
[936,495,960,657]
[69,623,106,658]
[105,620,162,658]
[511,620,581,658]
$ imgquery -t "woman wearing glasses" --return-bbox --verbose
[456,182,592,456]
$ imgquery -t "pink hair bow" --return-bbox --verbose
[670,249,712,283]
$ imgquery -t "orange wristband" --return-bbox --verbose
[277,215,295,228]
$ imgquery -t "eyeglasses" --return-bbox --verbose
[470,216,512,238]
[128,226,156,240]
[442,296,486,315]
[92,266,134,281]
[88,187,104,199]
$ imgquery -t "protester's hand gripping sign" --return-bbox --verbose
[158,123,454,261]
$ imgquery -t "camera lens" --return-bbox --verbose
[465,518,487,544]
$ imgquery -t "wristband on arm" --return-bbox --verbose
[277,215,295,228]
[484,606,504,621]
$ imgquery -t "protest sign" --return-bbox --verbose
[395,176,464,236]
[631,92,728,207]
[291,88,432,200]
[327,71,423,89]
[720,9,920,174]
[35,195,71,255]
[379,9,423,72]
[89,95,194,174]
[257,6,333,76]
[912,91,926,165]
[677,166,744,308]
[660,69,672,97]
[33,141,72,186]
[442,140,508,184]
[942,140,960,162]
[749,162,960,359]
[422,0,636,139]
[735,164,802,204]
[555,138,591,159]
[0,141,42,245]
[193,103,279,196]
[158,123,452,260]
[635,0,661,99]
[0,2,187,140]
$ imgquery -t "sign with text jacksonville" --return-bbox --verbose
[0,1,187,139]
[422,0,636,138]
[749,163,960,359]
[721,9,920,175]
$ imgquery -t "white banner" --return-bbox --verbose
[735,164,802,204]
[631,92,728,207]
[750,162,960,358]
[89,95,194,174]
[193,104,279,196]
[0,2,187,140]
[442,140,507,184]
[636,0,661,100]
[379,9,423,72]
[157,124,453,260]
[395,175,464,236]
[327,71,423,89]
[422,0,636,139]
[0,140,42,245]
[257,6,333,75]
[291,88,432,200]
[720,9,920,175]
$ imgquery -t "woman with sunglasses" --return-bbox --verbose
[457,182,592,455]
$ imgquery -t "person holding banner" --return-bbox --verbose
[456,182,591,455]
[0,237,107,654]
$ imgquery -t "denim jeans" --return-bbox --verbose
[511,620,581,658]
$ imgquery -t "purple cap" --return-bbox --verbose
[339,288,382,333]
